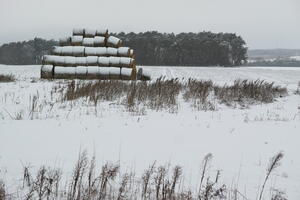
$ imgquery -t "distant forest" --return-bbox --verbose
[0,31,247,66]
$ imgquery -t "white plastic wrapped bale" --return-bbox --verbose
[71,36,83,46]
[86,56,98,66]
[64,56,76,66]
[82,38,94,46]
[120,57,134,68]
[109,57,121,67]
[107,47,118,56]
[120,68,132,80]
[95,47,107,56]
[129,49,134,58]
[54,66,76,79]
[117,47,130,57]
[106,36,122,47]
[52,46,62,55]
[99,67,110,79]
[76,66,87,79]
[98,57,109,66]
[86,66,100,79]
[94,36,106,46]
[109,67,121,80]
[59,37,71,46]
[76,57,87,66]
[96,29,108,37]
[85,47,97,56]
[84,28,96,37]
[43,55,64,65]
[41,65,54,79]
[72,46,85,57]
[73,28,84,36]
[61,46,73,56]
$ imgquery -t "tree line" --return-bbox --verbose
[0,31,247,66]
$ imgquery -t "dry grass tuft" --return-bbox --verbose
[56,78,287,114]
[0,74,16,82]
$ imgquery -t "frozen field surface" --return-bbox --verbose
[0,65,300,199]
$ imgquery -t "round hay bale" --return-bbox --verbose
[99,67,110,80]
[72,46,85,57]
[41,65,54,79]
[59,37,71,46]
[94,36,106,47]
[82,38,94,46]
[76,66,87,79]
[52,46,62,55]
[107,36,122,47]
[86,56,98,66]
[54,66,76,79]
[107,47,118,56]
[119,57,134,68]
[117,47,130,57]
[64,56,76,66]
[95,47,107,56]
[71,36,83,46]
[120,68,132,80]
[129,49,134,58]
[109,56,121,67]
[86,66,100,79]
[75,57,87,66]
[61,46,73,56]
[73,28,84,36]
[85,47,97,56]
[98,57,110,66]
[42,55,56,65]
[55,56,65,66]
[96,29,108,37]
[109,67,121,80]
[43,55,65,66]
[84,28,96,38]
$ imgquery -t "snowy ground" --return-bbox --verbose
[0,65,300,199]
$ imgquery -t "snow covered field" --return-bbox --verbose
[0,65,300,199]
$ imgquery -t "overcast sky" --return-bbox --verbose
[0,0,299,49]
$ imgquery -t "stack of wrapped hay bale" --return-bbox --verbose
[41,28,145,80]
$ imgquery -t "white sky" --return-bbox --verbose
[0,0,299,49]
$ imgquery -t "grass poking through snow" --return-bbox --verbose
[0,74,15,82]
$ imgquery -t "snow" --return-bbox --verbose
[290,56,300,61]
[0,65,300,199]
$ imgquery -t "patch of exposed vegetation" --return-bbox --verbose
[0,74,15,82]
